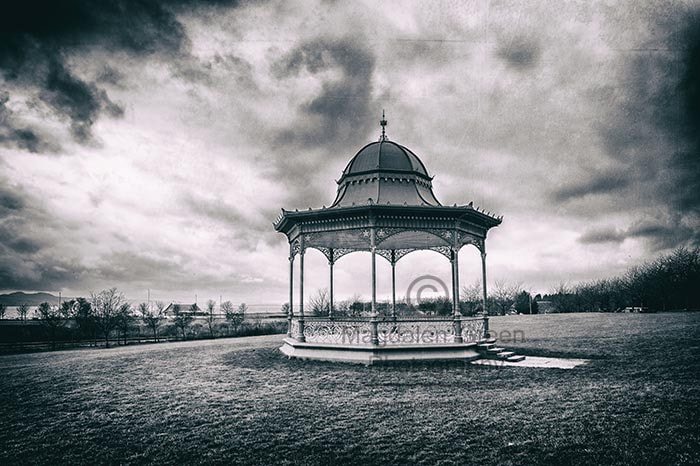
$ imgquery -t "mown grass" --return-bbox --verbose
[1,313,699,465]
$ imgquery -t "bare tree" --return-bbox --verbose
[17,303,30,321]
[309,288,330,316]
[349,294,364,316]
[206,299,216,337]
[223,301,245,334]
[234,303,247,327]
[90,288,126,348]
[37,302,69,350]
[221,301,234,335]
[67,298,95,345]
[0,303,6,319]
[280,302,290,316]
[173,306,194,340]
[565,247,700,313]
[115,303,134,345]
[491,281,523,315]
[335,299,350,316]
[139,301,165,342]
[461,281,483,315]
[550,282,571,313]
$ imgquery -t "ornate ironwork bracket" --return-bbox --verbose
[459,234,484,252]
[429,245,453,260]
[291,239,302,257]
[309,246,358,263]
[375,248,417,264]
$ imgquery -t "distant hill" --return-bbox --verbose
[0,292,64,307]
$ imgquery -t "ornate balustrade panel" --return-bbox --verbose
[293,317,486,346]
[460,318,486,343]
[301,319,372,345]
[377,320,455,345]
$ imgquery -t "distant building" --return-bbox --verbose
[163,303,205,318]
[621,306,649,313]
[536,300,555,314]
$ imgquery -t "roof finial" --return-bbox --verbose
[379,109,388,141]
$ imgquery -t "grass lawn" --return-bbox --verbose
[1,313,699,465]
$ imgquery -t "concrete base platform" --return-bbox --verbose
[280,338,481,365]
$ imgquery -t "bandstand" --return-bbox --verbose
[274,114,503,364]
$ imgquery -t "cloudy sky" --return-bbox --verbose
[1,0,699,305]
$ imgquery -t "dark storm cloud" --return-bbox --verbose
[183,194,246,227]
[274,37,376,149]
[497,36,541,71]
[578,227,624,244]
[267,37,377,208]
[93,251,183,284]
[173,53,256,89]
[0,183,26,212]
[556,7,700,250]
[0,255,86,291]
[625,219,697,250]
[0,91,59,153]
[1,234,44,254]
[41,58,125,142]
[671,14,700,214]
[579,8,700,246]
[0,179,84,291]
[182,193,279,247]
[95,66,126,87]
[579,219,697,249]
[0,0,241,151]
[93,250,275,292]
[552,171,631,202]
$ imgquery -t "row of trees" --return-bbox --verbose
[461,281,538,316]
[301,247,700,316]
[0,303,32,320]
[543,247,700,313]
[13,289,250,350]
[302,283,539,318]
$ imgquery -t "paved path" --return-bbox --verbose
[472,356,589,369]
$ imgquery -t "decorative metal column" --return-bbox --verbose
[452,247,463,343]
[298,239,306,342]
[481,246,489,339]
[455,246,461,313]
[391,249,397,320]
[370,227,379,345]
[329,248,334,319]
[288,252,294,337]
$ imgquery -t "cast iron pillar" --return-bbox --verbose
[452,247,463,343]
[298,241,306,342]
[481,247,489,339]
[370,228,379,345]
[288,253,294,337]
[391,250,397,320]
[329,249,334,319]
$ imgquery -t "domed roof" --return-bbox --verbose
[331,115,441,208]
[340,140,430,179]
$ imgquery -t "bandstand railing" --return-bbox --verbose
[289,316,487,346]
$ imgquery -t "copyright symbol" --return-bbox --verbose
[405,274,449,306]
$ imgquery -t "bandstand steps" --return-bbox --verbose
[477,342,526,363]
[478,343,496,350]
